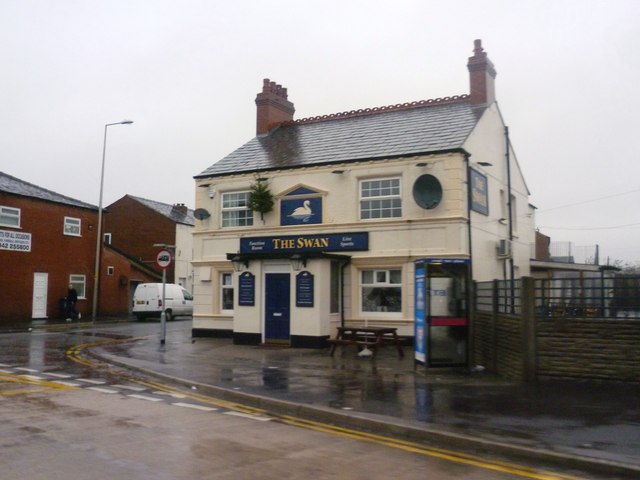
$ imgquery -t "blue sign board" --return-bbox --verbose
[240,232,368,254]
[295,271,314,307]
[414,265,427,365]
[238,272,255,306]
[470,169,489,215]
[281,197,323,226]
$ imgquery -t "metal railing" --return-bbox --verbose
[476,275,640,320]
[475,279,521,315]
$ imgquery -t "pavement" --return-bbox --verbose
[13,318,640,477]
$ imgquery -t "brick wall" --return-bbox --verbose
[105,196,177,282]
[98,247,159,316]
[0,193,98,322]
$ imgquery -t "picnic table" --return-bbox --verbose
[328,326,404,358]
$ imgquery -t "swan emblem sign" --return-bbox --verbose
[289,200,313,222]
[281,197,322,226]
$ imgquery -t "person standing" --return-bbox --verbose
[65,284,80,321]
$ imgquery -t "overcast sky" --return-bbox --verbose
[1,0,638,265]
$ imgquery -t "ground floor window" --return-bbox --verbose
[361,269,402,313]
[221,272,234,312]
[69,274,86,299]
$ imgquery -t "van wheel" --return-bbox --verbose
[165,310,173,321]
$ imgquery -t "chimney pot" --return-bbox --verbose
[255,78,295,135]
[172,203,188,216]
[467,39,497,107]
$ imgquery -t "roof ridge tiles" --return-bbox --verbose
[287,94,469,126]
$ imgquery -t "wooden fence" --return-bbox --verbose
[473,277,640,383]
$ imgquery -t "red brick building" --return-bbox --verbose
[0,172,158,323]
[98,244,161,316]
[104,195,195,289]
[0,172,101,322]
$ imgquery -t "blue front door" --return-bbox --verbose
[265,273,290,341]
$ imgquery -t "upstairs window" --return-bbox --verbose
[222,191,253,227]
[0,206,20,228]
[360,178,402,219]
[64,217,81,236]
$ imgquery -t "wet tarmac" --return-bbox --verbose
[2,318,639,477]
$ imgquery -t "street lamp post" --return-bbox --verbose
[92,120,133,320]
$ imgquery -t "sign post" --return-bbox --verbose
[155,248,172,344]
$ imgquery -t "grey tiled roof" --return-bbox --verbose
[197,99,478,178]
[0,171,97,210]
[130,196,195,226]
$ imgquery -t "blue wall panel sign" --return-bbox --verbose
[414,265,426,365]
[281,197,323,226]
[295,271,314,307]
[240,232,368,254]
[238,272,255,306]
[470,169,489,215]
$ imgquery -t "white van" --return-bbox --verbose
[132,283,193,321]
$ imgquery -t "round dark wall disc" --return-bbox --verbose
[412,174,442,209]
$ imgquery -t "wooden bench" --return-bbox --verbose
[328,326,404,358]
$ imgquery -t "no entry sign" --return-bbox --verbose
[155,249,172,270]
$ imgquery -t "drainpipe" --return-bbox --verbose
[465,152,475,369]
[464,153,474,280]
[505,126,516,312]
[340,260,350,328]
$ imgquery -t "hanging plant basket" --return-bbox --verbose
[248,178,274,221]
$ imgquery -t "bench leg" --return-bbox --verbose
[392,332,404,358]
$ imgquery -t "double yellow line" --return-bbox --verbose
[67,338,585,480]
[0,372,76,396]
[278,415,584,480]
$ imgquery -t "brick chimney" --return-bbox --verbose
[172,203,188,216]
[255,79,295,135]
[467,39,497,106]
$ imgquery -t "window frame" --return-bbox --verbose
[330,261,341,314]
[359,177,402,220]
[221,191,253,228]
[69,274,86,299]
[0,206,21,228]
[220,272,234,313]
[63,216,81,237]
[360,268,403,316]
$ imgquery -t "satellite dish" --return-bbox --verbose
[193,208,211,220]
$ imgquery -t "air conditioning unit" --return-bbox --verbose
[497,239,512,258]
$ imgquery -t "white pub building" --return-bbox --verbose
[191,40,535,366]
